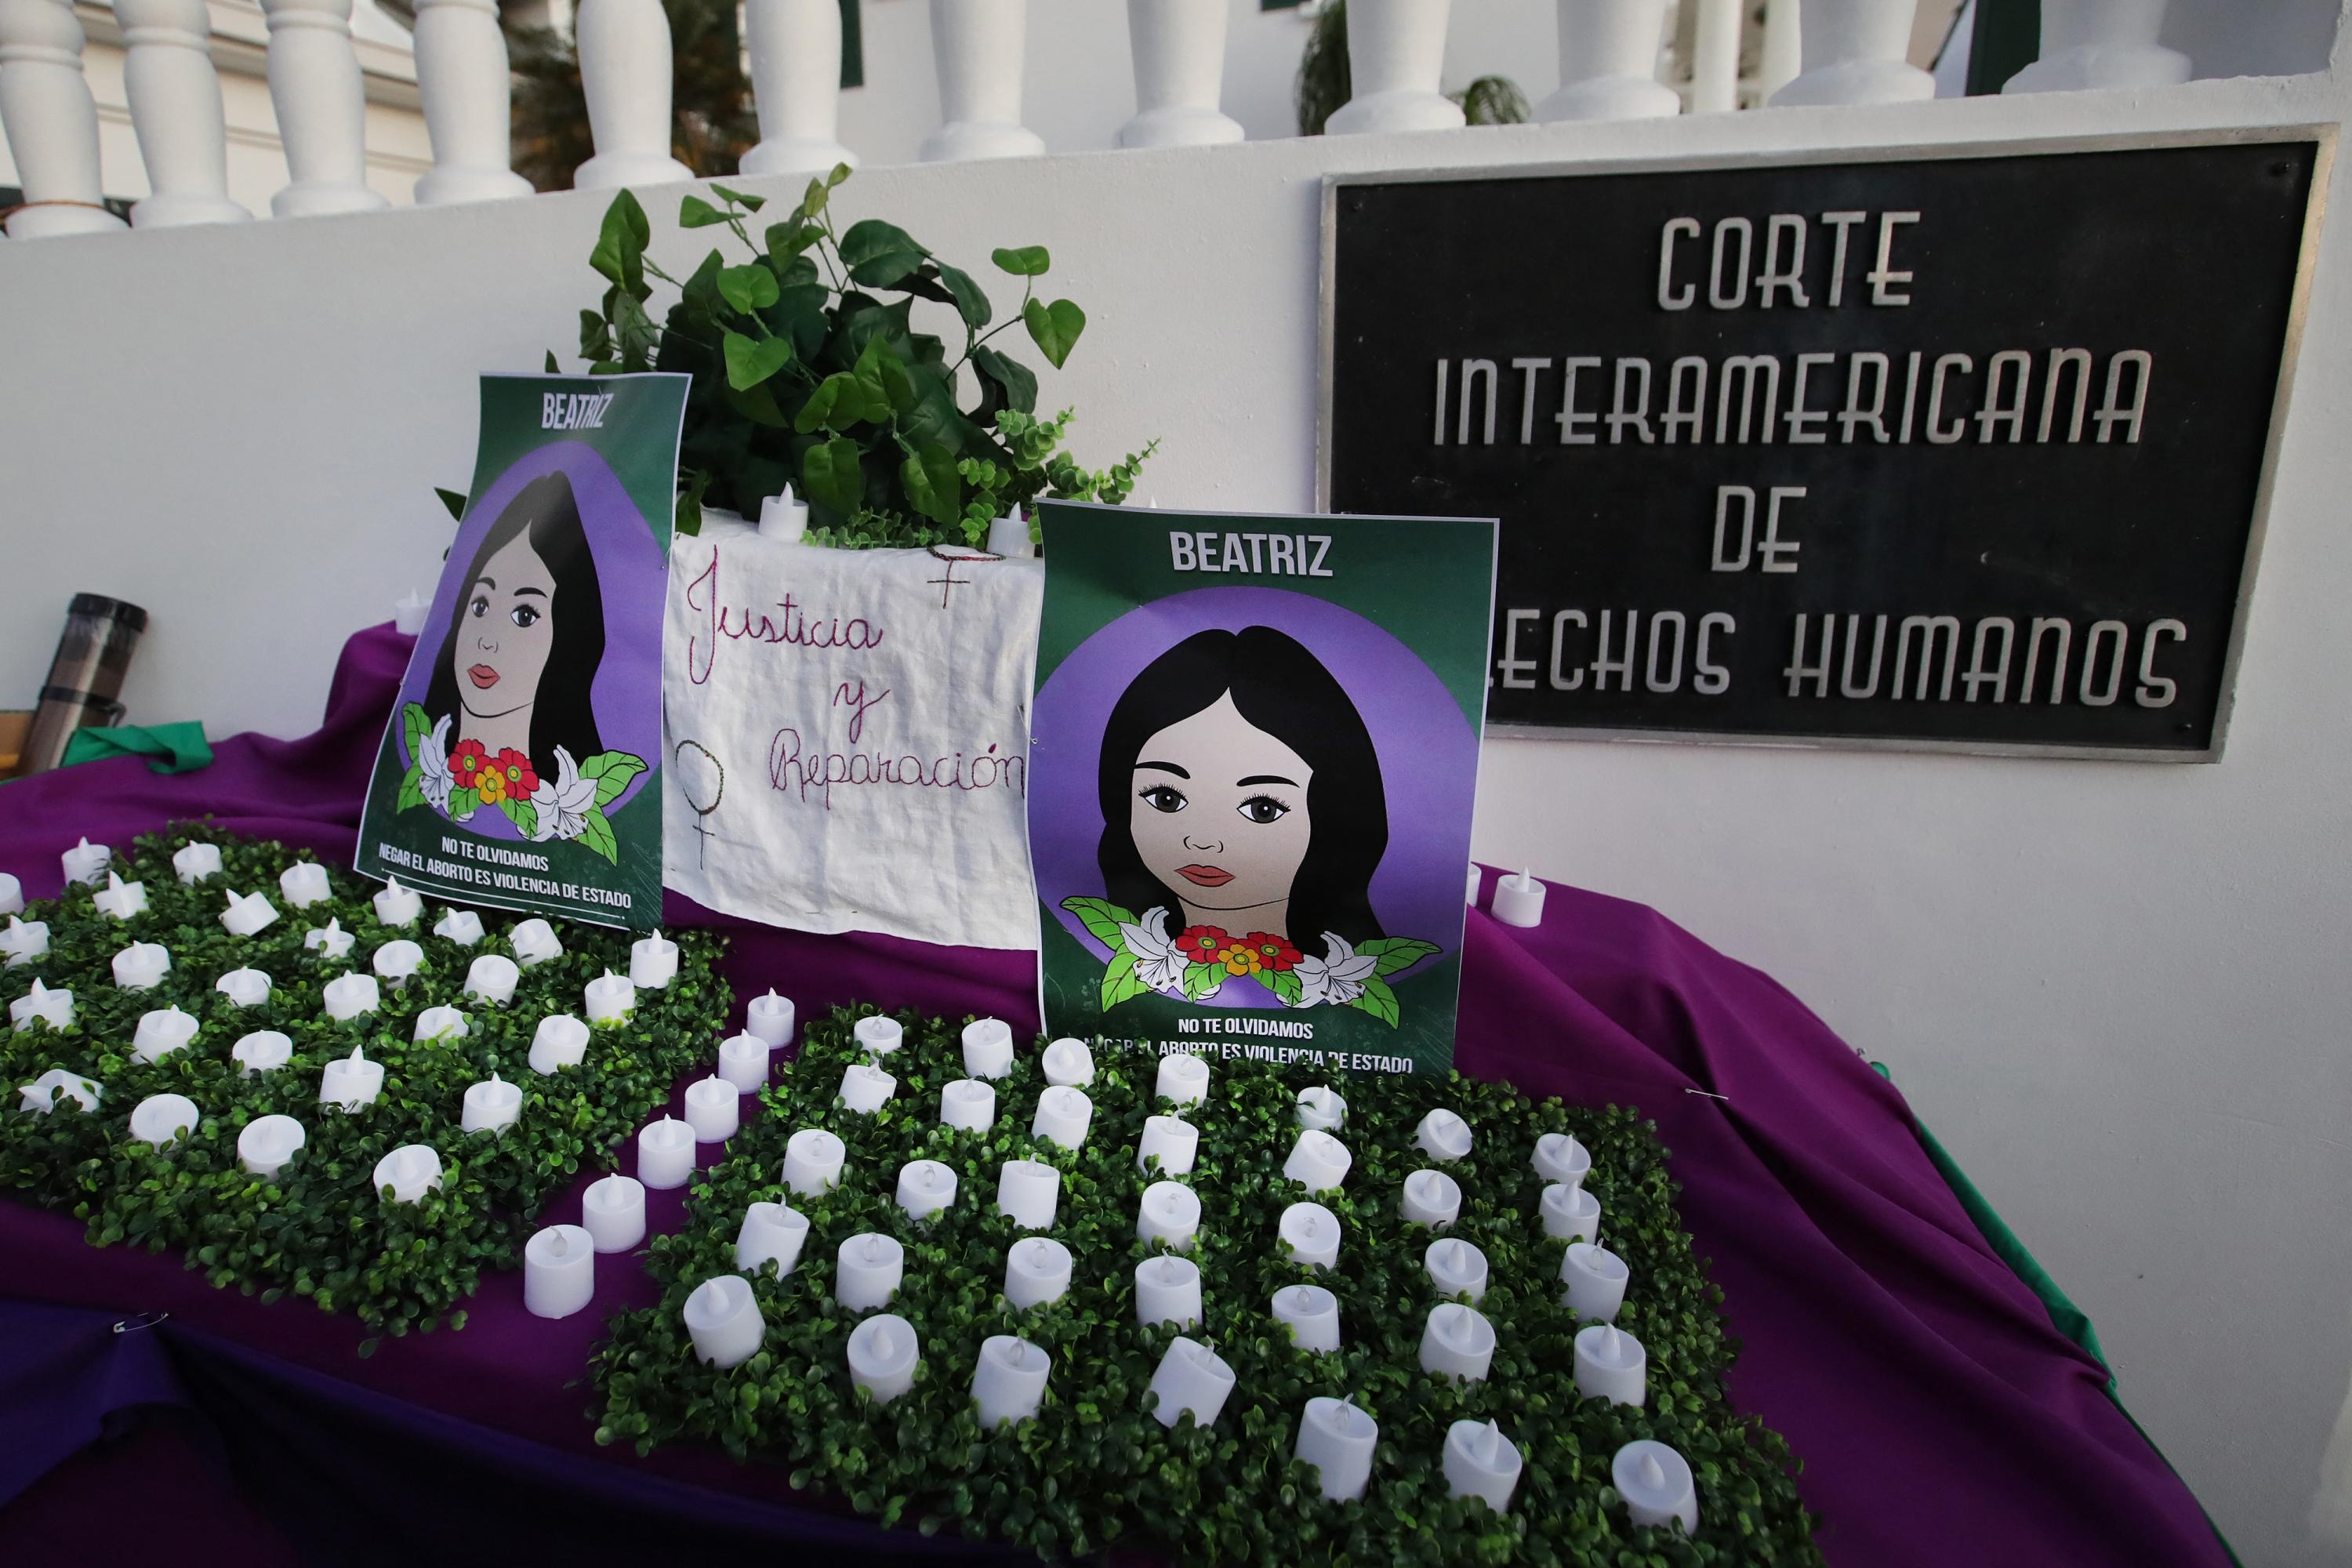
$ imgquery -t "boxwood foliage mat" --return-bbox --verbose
[590,1007,1821,1565]
[0,826,730,1348]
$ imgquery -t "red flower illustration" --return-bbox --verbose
[1174,925,1230,965]
[1240,932,1301,973]
[494,747,539,798]
[450,739,490,790]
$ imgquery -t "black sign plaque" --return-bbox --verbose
[1320,136,2325,757]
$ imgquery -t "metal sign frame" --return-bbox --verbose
[1315,127,2334,761]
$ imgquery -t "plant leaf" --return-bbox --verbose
[971,346,1037,419]
[588,190,649,295]
[900,446,960,524]
[991,245,1051,277]
[710,183,766,212]
[793,372,855,434]
[840,219,929,288]
[1023,298,1086,369]
[932,262,993,332]
[434,488,467,521]
[801,437,865,514]
[679,194,729,229]
[717,263,782,314]
[723,331,795,391]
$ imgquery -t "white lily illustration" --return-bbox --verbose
[1120,906,1192,995]
[528,746,596,841]
[1294,931,1378,1007]
[418,714,455,812]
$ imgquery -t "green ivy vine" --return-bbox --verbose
[589,1008,1821,1563]
[0,826,731,1351]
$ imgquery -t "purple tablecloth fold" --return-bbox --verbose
[0,624,2226,1567]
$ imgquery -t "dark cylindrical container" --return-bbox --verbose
[16,594,148,778]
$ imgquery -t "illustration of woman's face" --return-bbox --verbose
[454,530,557,720]
[1130,691,1313,924]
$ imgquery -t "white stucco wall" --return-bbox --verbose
[3,8,2351,1566]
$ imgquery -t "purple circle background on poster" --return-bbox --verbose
[394,441,665,835]
[1031,586,1476,1008]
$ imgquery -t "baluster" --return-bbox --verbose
[412,0,532,202]
[921,0,1044,161]
[575,0,695,188]
[0,0,127,237]
[117,0,252,226]
[1537,0,1678,122]
[2005,0,2187,93]
[1686,0,1740,113]
[259,0,390,214]
[742,0,858,177]
[1759,0,1803,100]
[1326,0,1463,135]
[1770,0,1933,106]
[1118,0,1243,148]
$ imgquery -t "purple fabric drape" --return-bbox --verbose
[0,625,2226,1567]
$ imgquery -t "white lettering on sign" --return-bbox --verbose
[540,391,614,430]
[1167,532,1334,577]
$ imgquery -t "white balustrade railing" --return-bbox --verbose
[412,0,532,203]
[260,0,390,215]
[1326,0,1464,135]
[574,0,695,188]
[922,0,1045,162]
[1119,0,1243,149]
[742,0,858,177]
[2005,0,2188,93]
[1770,0,1934,107]
[0,0,2215,242]
[1537,0,1679,122]
[0,0,128,237]
[118,0,251,227]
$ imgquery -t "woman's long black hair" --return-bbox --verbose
[424,470,605,774]
[1095,626,1386,960]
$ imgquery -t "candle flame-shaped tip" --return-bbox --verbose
[873,1323,893,1358]
[107,872,123,891]
[1519,867,1531,884]
[864,1235,883,1262]
[550,1230,568,1258]
[348,1045,364,1063]
[1446,1239,1467,1272]
[1639,1451,1666,1489]
[1483,1420,1504,1464]
[385,875,401,893]
[1601,1324,1623,1358]
[1161,1257,1181,1283]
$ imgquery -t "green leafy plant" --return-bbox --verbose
[0,827,731,1349]
[561,169,1157,548]
[589,1009,1821,1564]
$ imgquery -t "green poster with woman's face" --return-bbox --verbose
[1029,501,1497,1078]
[356,373,689,929]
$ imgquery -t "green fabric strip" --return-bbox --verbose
[59,722,212,775]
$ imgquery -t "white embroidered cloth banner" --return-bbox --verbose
[661,521,1043,949]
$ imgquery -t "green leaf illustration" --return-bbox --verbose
[1059,897,1135,948]
[576,807,619,865]
[394,766,425,815]
[1359,937,1442,978]
[579,751,648,808]
[1348,975,1402,1027]
[1099,949,1150,1011]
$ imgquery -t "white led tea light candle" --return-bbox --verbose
[1138,1180,1202,1250]
[19,1069,100,1116]
[13,978,74,1033]
[278,862,332,909]
[232,1030,292,1076]
[629,929,678,989]
[448,956,513,1010]
[1573,1323,1647,1407]
[1040,1037,1094,1087]
[2,918,49,967]
[216,967,272,1009]
[528,1014,590,1075]
[1414,1109,1473,1163]
[684,1076,739,1142]
[1562,1242,1631,1323]
[373,1144,443,1203]
[1425,1237,1489,1302]
[971,1336,1051,1427]
[172,843,221,884]
[93,873,147,920]
[1444,1420,1523,1512]
[1490,868,1546,927]
[1271,1283,1341,1352]
[1541,1181,1601,1244]
[0,873,15,916]
[1294,1398,1377,1502]
[1400,1169,1462,1229]
[941,1078,996,1131]
[1295,1085,1345,1131]
[237,1113,304,1177]
[510,919,563,966]
[1156,1052,1209,1105]
[746,989,796,1047]
[848,1313,920,1405]
[583,1173,647,1252]
[583,970,636,1023]
[132,1005,198,1062]
[1612,1440,1699,1534]
[61,837,111,886]
[1532,1131,1591,1189]
[896,1159,958,1220]
[412,1004,468,1041]
[996,1159,1060,1229]
[1419,1302,1497,1382]
[1136,1114,1197,1176]
[1278,1201,1341,1270]
[1148,1337,1236,1429]
[1030,1085,1092,1149]
[111,942,169,990]
[372,940,423,986]
[304,919,355,961]
[853,1014,903,1057]
[319,1045,383,1108]
[524,1224,596,1319]
[372,877,423,927]
[717,1033,768,1093]
[684,1275,764,1369]
[461,1073,522,1134]
[323,972,383,1025]
[839,1061,897,1113]
[1004,1236,1073,1308]
[637,1117,697,1189]
[961,1016,1014,1079]
[783,1128,846,1196]
[220,890,279,937]
[836,1232,905,1311]
[129,1092,199,1150]
[1282,1130,1352,1193]
[1134,1254,1203,1327]
[735,1201,809,1278]
[434,908,485,946]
